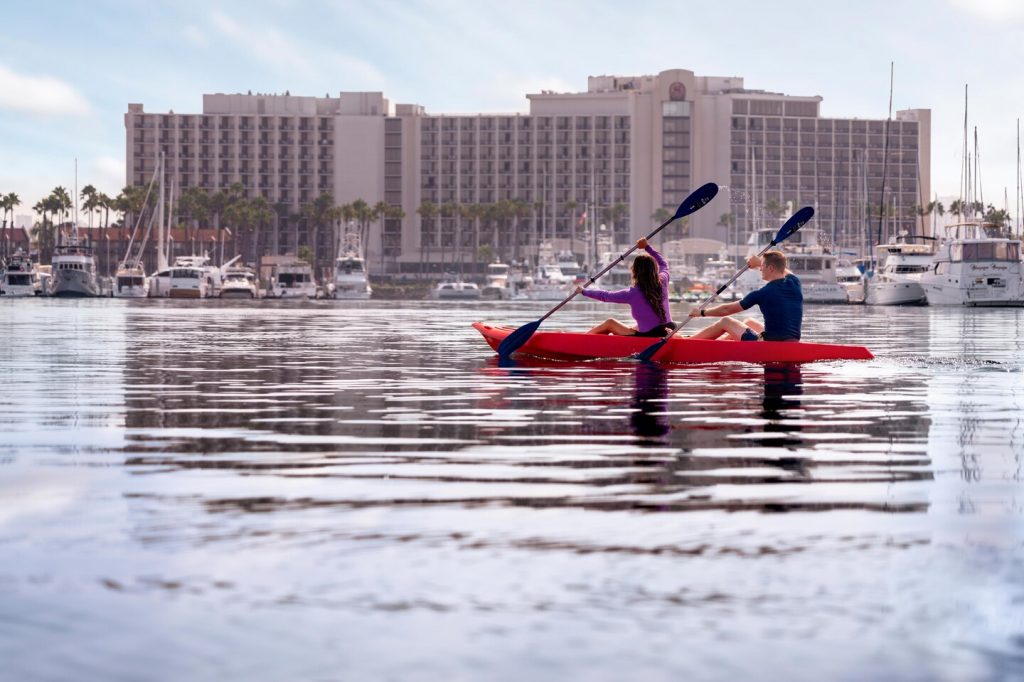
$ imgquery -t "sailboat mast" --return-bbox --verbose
[156,152,167,272]
[874,61,894,258]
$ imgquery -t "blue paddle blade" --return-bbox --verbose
[774,206,815,244]
[635,337,668,363]
[674,183,719,219]
[497,319,542,357]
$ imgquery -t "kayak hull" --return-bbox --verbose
[473,322,873,364]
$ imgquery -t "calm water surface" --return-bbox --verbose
[1,298,1022,680]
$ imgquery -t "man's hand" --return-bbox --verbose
[747,255,762,269]
[688,307,702,318]
[636,238,648,250]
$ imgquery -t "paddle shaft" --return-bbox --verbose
[536,212,682,324]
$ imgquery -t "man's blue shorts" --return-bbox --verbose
[741,328,760,342]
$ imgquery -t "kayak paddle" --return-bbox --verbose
[636,206,815,363]
[497,182,720,358]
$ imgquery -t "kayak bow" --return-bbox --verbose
[474,322,873,364]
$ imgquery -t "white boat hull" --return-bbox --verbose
[112,286,148,298]
[922,280,1024,306]
[1,285,37,297]
[864,280,927,306]
[50,269,99,297]
[802,282,849,304]
[333,288,371,300]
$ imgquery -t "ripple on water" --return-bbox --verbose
[0,299,1022,680]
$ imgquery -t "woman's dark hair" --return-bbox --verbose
[631,254,665,323]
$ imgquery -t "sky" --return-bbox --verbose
[2,0,1024,220]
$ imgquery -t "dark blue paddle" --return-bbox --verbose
[497,182,720,358]
[636,206,815,363]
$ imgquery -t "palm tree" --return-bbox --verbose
[50,187,73,236]
[351,199,373,260]
[302,192,340,274]
[81,185,100,229]
[32,197,58,262]
[248,196,273,267]
[1,192,19,258]
[948,199,965,220]
[178,187,209,253]
[207,189,229,263]
[383,205,406,272]
[372,200,389,272]
[439,201,459,269]
[416,200,438,274]
[509,198,530,263]
[564,199,580,254]
[763,198,785,220]
[608,202,629,242]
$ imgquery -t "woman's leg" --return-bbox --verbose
[689,316,752,340]
[587,318,637,335]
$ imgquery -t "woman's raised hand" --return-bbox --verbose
[636,238,648,250]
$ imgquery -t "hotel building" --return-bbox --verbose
[125,68,930,273]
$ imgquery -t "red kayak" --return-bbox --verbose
[473,322,873,364]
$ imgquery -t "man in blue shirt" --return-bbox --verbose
[688,250,803,341]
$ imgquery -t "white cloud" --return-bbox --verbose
[947,0,1024,21]
[206,9,387,89]
[0,63,91,117]
[475,75,577,113]
[182,24,208,47]
[93,156,126,193]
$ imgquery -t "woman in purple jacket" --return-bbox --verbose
[573,238,675,337]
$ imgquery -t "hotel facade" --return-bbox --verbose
[125,68,930,273]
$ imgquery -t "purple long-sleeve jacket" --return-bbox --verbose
[581,245,672,333]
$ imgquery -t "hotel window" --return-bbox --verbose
[662,101,690,117]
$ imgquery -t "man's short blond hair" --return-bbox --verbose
[762,250,788,272]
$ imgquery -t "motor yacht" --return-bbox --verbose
[920,221,1023,306]
[863,237,933,306]
[49,230,99,297]
[268,259,317,299]
[1,250,40,297]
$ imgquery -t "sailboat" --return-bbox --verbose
[114,155,161,298]
[920,90,1024,306]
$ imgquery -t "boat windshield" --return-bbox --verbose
[6,274,32,285]
[278,273,310,285]
[337,259,364,273]
[171,268,201,279]
[950,242,1020,262]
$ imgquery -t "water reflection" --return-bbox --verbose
[630,362,670,443]
[2,300,1021,681]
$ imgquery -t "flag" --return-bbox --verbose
[577,210,587,227]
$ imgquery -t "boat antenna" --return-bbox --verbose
[874,61,894,260]
[1017,118,1021,237]
[974,127,983,219]
[960,85,968,215]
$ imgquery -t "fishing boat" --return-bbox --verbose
[1,250,40,297]
[473,322,873,364]
[332,233,371,300]
[49,229,99,297]
[919,221,1023,306]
